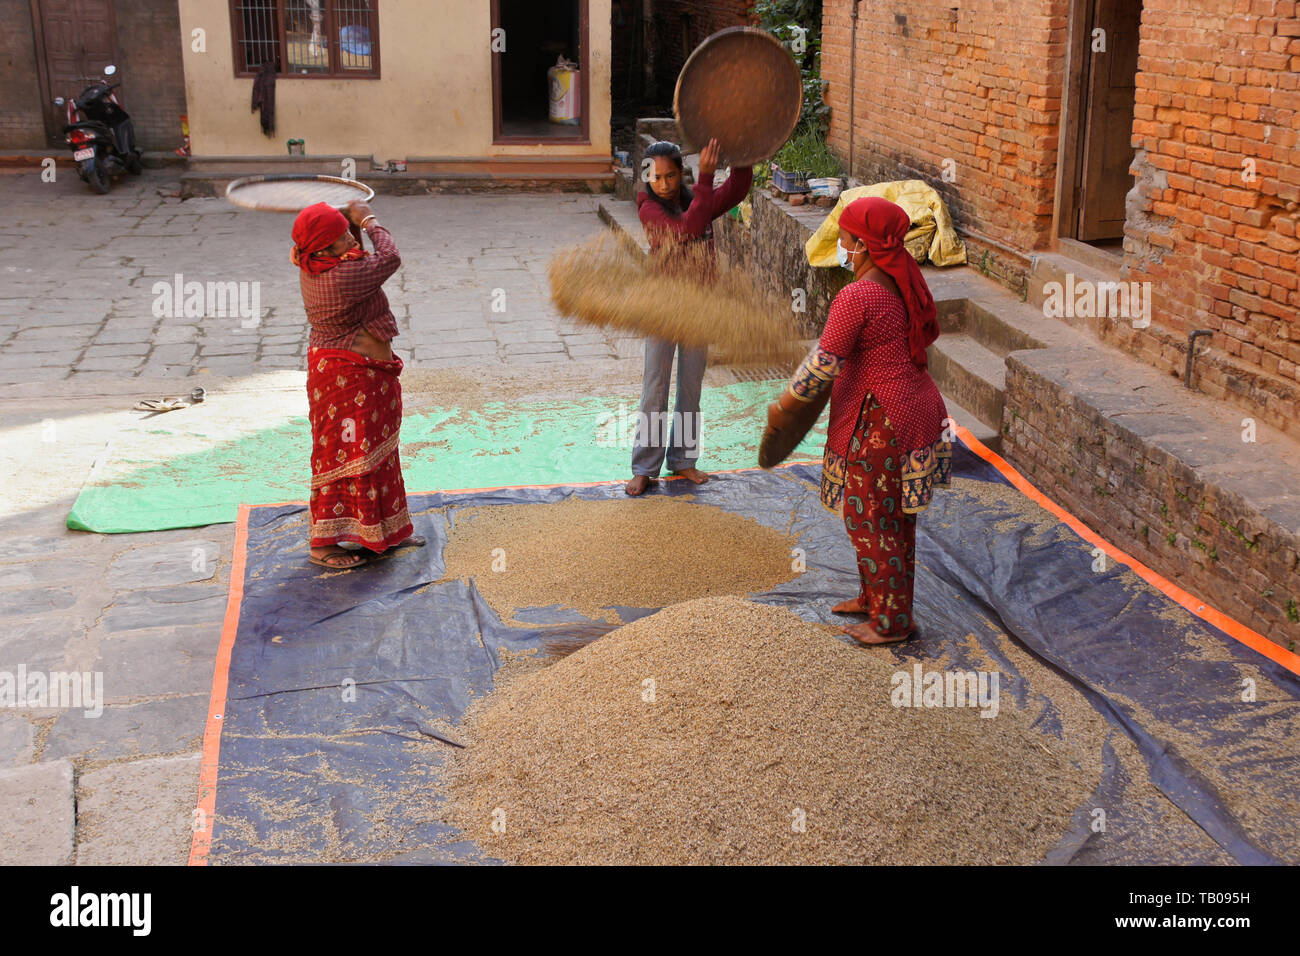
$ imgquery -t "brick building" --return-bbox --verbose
[2,0,189,152]
[820,0,1300,441]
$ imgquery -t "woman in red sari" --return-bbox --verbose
[292,200,423,570]
[768,197,951,644]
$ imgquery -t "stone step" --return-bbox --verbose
[940,394,1001,455]
[1026,250,1125,338]
[597,196,648,255]
[926,332,1006,438]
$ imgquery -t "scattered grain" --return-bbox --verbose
[443,596,1100,865]
[439,496,801,625]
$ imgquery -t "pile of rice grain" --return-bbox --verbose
[442,595,1100,865]
[548,232,805,367]
[439,496,801,624]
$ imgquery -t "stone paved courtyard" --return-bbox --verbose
[0,166,654,864]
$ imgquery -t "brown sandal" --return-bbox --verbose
[309,548,371,571]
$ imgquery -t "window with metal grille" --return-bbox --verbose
[230,0,379,77]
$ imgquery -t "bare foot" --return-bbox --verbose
[671,467,710,485]
[625,475,654,496]
[832,597,869,614]
[841,621,915,646]
[309,546,368,569]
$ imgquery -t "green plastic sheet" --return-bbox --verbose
[67,381,825,533]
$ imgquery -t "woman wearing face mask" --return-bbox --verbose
[626,138,754,496]
[767,197,951,645]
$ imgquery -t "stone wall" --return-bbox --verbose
[1002,350,1300,648]
[714,190,849,337]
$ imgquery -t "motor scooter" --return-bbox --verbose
[54,64,142,194]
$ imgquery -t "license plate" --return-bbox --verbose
[73,148,94,161]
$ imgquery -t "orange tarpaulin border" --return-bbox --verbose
[953,424,1299,675]
[189,501,250,867]
[187,446,1297,865]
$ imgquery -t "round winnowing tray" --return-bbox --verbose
[224,174,375,212]
[674,27,803,166]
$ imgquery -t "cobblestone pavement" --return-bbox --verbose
[0,167,652,864]
[0,168,646,384]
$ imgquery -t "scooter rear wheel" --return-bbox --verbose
[126,153,143,175]
[83,158,110,194]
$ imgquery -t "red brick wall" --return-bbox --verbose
[0,0,187,152]
[114,0,189,152]
[0,0,50,148]
[821,0,1069,252]
[1120,0,1300,422]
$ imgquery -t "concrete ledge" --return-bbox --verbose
[0,150,184,168]
[1002,345,1300,646]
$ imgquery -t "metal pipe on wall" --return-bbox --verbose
[848,0,860,178]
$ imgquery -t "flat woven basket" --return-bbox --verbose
[224,174,375,212]
[674,27,802,166]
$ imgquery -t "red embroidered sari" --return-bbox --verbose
[307,347,412,552]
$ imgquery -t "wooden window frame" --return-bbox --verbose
[490,0,590,145]
[228,0,381,79]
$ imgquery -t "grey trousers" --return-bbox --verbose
[631,336,708,476]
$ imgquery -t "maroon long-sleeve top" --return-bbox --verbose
[636,165,754,265]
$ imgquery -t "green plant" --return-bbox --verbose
[756,0,827,137]
[772,126,845,178]
[1166,532,1177,546]
[1288,599,1298,624]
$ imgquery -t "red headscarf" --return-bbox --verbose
[290,202,362,275]
[838,197,940,368]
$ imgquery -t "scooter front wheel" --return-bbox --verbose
[81,158,110,194]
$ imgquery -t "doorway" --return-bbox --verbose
[32,0,121,147]
[1057,0,1142,247]
[492,0,588,143]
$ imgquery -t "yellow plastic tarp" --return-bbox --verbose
[804,180,967,268]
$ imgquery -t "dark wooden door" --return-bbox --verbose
[1077,0,1141,240]
[35,0,119,143]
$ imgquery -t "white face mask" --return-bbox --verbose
[837,241,857,271]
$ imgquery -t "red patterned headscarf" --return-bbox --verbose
[290,202,361,274]
[839,197,940,368]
